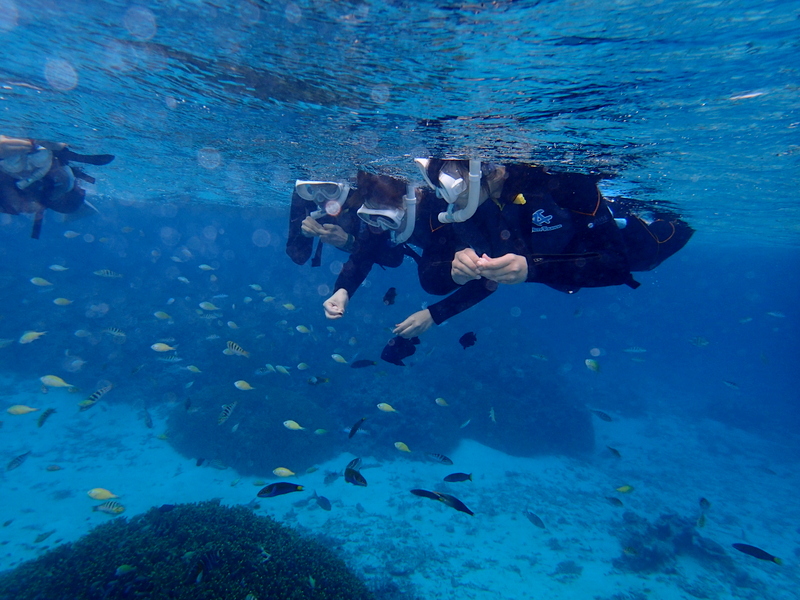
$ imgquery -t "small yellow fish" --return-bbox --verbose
[249,284,262,291]
[177,276,190,284]
[87,488,119,500]
[296,362,309,371]
[53,298,73,306]
[154,311,171,320]
[186,365,201,373]
[326,326,335,333]
[224,320,238,329]
[151,343,176,352]
[7,405,39,415]
[74,329,91,337]
[63,230,81,238]
[234,380,254,391]
[275,365,290,375]
[282,303,296,310]
[198,264,216,271]
[273,467,295,477]
[435,397,448,407]
[296,325,310,334]
[331,354,347,364]
[377,403,398,413]
[48,264,69,271]
[263,296,275,303]
[30,277,53,286]
[40,375,73,388]
[92,500,125,515]
[283,420,305,431]
[394,441,411,453]
[314,429,327,435]
[585,359,600,373]
[19,331,47,344]
[199,301,220,311]
[616,485,634,493]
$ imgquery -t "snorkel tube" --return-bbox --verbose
[392,184,417,245]
[438,159,481,224]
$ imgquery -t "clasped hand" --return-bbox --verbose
[300,217,349,248]
[451,248,528,285]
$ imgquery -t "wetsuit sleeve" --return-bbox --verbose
[427,279,496,325]
[333,231,404,297]
[285,191,314,265]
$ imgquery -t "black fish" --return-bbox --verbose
[606,497,624,507]
[344,467,367,487]
[591,409,613,422]
[350,359,377,369]
[426,453,454,465]
[606,446,621,458]
[346,457,362,470]
[196,458,205,467]
[380,336,420,366]
[732,543,782,564]
[444,473,472,482]
[525,510,546,529]
[383,287,397,305]
[348,417,367,439]
[313,491,332,511]
[459,331,477,349]
[323,471,340,485]
[6,451,31,471]
[37,408,56,428]
[699,497,711,511]
[436,493,474,516]
[257,482,304,498]
[411,488,441,500]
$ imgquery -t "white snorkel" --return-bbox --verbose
[414,158,482,224]
[294,180,351,219]
[391,184,417,245]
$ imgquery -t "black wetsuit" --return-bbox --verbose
[333,190,496,324]
[454,165,636,293]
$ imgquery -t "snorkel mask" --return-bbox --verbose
[356,185,417,244]
[414,158,482,224]
[294,180,351,219]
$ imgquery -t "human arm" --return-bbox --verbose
[323,288,349,319]
[451,248,482,285]
[393,309,434,338]
[0,136,35,158]
[474,253,528,284]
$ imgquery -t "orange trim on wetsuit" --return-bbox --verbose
[570,189,602,217]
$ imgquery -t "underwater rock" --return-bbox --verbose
[0,500,374,600]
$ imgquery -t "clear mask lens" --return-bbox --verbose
[357,205,404,230]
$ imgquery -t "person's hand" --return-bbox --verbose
[317,224,349,248]
[393,309,433,338]
[475,253,528,284]
[323,288,349,319]
[0,136,34,159]
[451,248,481,285]
[300,216,325,238]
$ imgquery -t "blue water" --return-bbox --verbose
[1,1,799,599]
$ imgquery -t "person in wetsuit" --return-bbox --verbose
[0,135,114,238]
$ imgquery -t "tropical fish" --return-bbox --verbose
[296,363,309,371]
[177,276,190,283]
[257,482,304,498]
[115,565,137,576]
[699,497,711,510]
[272,467,295,477]
[217,402,237,425]
[606,446,622,458]
[7,405,39,415]
[74,329,91,338]
[249,284,262,291]
[296,325,311,334]
[585,359,600,373]
[78,385,113,412]
[313,491,332,511]
[331,353,348,364]
[377,402,398,413]
[348,417,367,439]
[606,497,624,507]
[102,327,126,337]
[350,359,377,369]
[198,264,216,271]
[88,488,119,500]
[63,230,80,238]
[157,355,182,363]
[199,301,220,311]
[436,493,474,516]
[45,465,62,472]
[623,347,647,353]
[460,419,471,429]
[732,543,782,564]
[525,510,546,529]
[234,380,254,391]
[282,303,296,310]
[410,488,441,500]
[459,331,477,349]
[92,501,125,515]
[394,441,411,453]
[227,321,239,329]
[283,420,305,431]
[49,264,69,271]
[154,311,171,320]
[40,375,73,388]
[34,530,56,543]
[37,408,56,428]
[224,341,249,357]
[53,298,73,306]
[6,451,31,471]
[443,473,472,482]
[435,397,448,407]
[186,365,201,373]
[344,461,367,487]
[489,407,496,423]
[380,336,419,366]
[383,287,397,305]
[591,409,612,422]
[93,269,122,278]
[615,485,634,493]
[307,376,329,385]
[151,343,176,352]
[275,365,290,375]
[426,453,453,465]
[19,331,47,344]
[30,277,53,286]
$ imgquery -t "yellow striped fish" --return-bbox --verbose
[6,450,31,471]
[102,327,126,337]
[218,402,237,425]
[92,500,125,515]
[224,341,249,357]
[93,269,123,278]
[78,385,113,412]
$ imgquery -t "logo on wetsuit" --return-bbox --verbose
[531,209,562,233]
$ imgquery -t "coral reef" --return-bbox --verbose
[0,500,374,600]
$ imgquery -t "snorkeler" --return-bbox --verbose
[0,135,114,239]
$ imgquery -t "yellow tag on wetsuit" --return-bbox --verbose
[513,193,526,205]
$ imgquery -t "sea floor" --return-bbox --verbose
[1,373,798,600]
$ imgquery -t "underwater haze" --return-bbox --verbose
[1,1,799,600]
